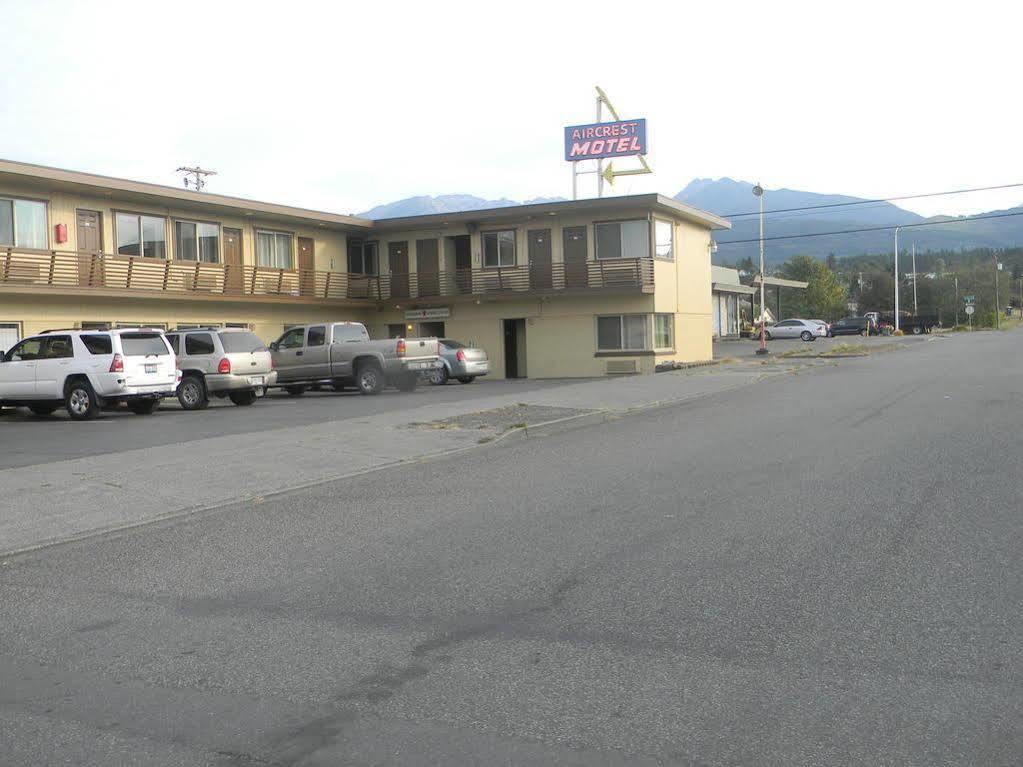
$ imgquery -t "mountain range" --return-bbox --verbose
[359,180,1023,265]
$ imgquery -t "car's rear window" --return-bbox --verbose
[80,334,113,355]
[219,332,267,353]
[119,333,170,357]
[440,339,466,348]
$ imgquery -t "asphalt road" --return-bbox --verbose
[1,331,1021,765]
[0,377,570,470]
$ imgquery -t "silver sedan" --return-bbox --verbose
[764,318,825,341]
[427,339,490,384]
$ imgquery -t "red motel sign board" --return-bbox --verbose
[564,119,647,162]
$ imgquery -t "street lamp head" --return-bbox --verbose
[752,184,763,197]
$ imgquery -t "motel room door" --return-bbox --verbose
[76,209,103,287]
[388,242,409,299]
[298,237,316,297]
[528,229,552,291]
[562,226,588,289]
[416,238,440,297]
[453,235,471,293]
[223,227,243,293]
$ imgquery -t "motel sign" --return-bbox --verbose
[564,118,647,162]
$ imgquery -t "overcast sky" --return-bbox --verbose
[2,0,1019,217]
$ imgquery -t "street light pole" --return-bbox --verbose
[894,226,901,332]
[753,183,768,355]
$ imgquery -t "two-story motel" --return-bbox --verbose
[0,159,730,379]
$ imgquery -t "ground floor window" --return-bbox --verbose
[256,230,293,268]
[653,313,674,349]
[597,314,648,351]
[0,322,21,351]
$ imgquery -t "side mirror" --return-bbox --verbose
[0,351,5,361]
[269,342,279,352]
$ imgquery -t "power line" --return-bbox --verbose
[715,209,1023,247]
[720,182,1023,219]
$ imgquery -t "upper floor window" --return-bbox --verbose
[348,239,378,275]
[256,230,293,268]
[175,221,220,263]
[115,212,166,259]
[654,220,674,260]
[482,230,516,268]
[0,197,47,249]
[595,220,648,260]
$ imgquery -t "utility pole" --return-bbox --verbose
[911,242,918,315]
[753,183,768,355]
[954,274,959,327]
[894,227,901,332]
[995,257,1001,330]
[176,165,217,191]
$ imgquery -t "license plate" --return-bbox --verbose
[409,361,433,370]
[144,364,157,374]
[249,376,265,386]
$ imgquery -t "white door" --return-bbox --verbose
[34,335,75,399]
[0,337,44,398]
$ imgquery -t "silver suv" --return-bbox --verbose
[165,327,276,410]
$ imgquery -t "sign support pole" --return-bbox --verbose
[595,94,604,198]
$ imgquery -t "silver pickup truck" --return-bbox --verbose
[269,322,440,395]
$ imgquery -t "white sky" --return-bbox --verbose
[2,0,1019,217]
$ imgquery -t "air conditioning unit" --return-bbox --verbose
[605,359,637,375]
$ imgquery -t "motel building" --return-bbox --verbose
[0,159,730,378]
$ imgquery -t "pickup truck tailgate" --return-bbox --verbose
[402,337,439,360]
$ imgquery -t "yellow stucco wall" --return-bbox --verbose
[0,293,374,348]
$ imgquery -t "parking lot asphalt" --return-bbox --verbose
[0,377,572,470]
[1,329,1019,765]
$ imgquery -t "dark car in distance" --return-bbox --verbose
[830,317,876,337]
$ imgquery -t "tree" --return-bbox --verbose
[826,253,837,272]
[779,255,848,321]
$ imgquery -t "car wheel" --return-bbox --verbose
[457,376,475,384]
[285,385,308,396]
[861,329,869,337]
[28,404,59,416]
[800,330,813,341]
[428,366,449,386]
[355,362,384,395]
[127,399,159,415]
[229,390,258,406]
[177,375,208,411]
[912,325,923,335]
[65,380,98,420]
[764,331,773,341]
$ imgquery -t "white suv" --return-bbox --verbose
[0,328,179,420]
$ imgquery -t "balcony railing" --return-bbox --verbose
[0,248,654,302]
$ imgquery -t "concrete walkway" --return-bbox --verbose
[0,358,825,557]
